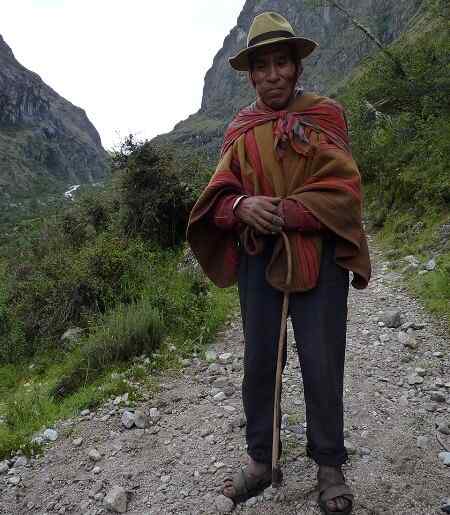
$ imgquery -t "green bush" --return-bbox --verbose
[51,298,164,398]
[120,142,192,248]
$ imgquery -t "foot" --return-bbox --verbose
[223,457,271,501]
[318,465,353,513]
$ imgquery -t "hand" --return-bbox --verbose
[235,196,284,235]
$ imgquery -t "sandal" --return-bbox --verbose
[222,466,279,505]
[317,466,354,515]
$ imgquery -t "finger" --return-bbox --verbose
[258,210,284,227]
[255,214,282,234]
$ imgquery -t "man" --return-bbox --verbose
[187,11,371,515]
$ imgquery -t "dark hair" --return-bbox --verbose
[248,42,300,71]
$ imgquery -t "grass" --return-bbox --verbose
[0,280,237,459]
[371,207,450,329]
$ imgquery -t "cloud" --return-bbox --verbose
[1,0,244,148]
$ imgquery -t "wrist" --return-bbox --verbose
[233,195,248,220]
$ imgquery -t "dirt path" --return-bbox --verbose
[1,238,449,515]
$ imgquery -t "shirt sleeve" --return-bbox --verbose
[212,147,243,231]
[279,199,323,232]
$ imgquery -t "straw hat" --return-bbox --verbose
[229,11,318,71]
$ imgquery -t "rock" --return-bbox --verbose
[134,410,147,429]
[80,409,90,417]
[121,410,135,429]
[213,392,226,402]
[398,331,417,350]
[382,310,402,328]
[0,461,9,474]
[149,408,161,423]
[431,391,447,403]
[404,255,420,267]
[8,475,20,485]
[88,449,102,462]
[344,440,357,455]
[43,428,58,442]
[417,436,429,449]
[281,414,289,430]
[442,497,450,514]
[360,447,371,456]
[93,466,102,475]
[104,486,127,513]
[437,422,450,436]
[214,494,234,513]
[218,353,233,365]
[407,374,424,386]
[438,452,450,466]
[60,327,83,347]
[205,350,218,362]
[73,437,83,447]
[425,258,436,271]
[415,367,427,377]
[13,456,28,467]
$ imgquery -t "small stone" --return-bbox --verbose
[438,452,450,466]
[218,353,233,365]
[214,494,234,513]
[13,456,28,467]
[88,449,102,462]
[213,377,229,388]
[205,350,217,363]
[0,461,9,474]
[73,437,83,447]
[104,486,127,513]
[134,410,147,428]
[359,447,371,457]
[431,391,447,403]
[93,466,102,475]
[398,331,417,350]
[415,367,427,377]
[407,374,424,386]
[80,409,90,417]
[425,258,436,271]
[213,392,226,402]
[149,407,161,423]
[43,429,58,442]
[281,414,289,430]
[161,474,171,483]
[8,476,20,485]
[382,310,401,328]
[399,396,409,407]
[437,422,450,435]
[344,440,357,455]
[417,436,429,449]
[121,410,135,429]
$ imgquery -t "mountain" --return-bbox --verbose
[154,0,423,156]
[0,35,109,205]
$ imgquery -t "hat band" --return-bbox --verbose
[248,30,294,48]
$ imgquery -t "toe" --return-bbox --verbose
[326,499,337,511]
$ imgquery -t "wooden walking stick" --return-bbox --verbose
[272,232,292,488]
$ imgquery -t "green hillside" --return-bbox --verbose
[337,1,449,319]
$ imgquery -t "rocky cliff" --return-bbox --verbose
[155,0,423,156]
[0,35,109,204]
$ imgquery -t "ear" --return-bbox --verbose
[296,60,304,80]
[248,71,256,89]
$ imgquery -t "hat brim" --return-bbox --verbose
[229,36,318,71]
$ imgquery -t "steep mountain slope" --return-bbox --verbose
[154,0,423,155]
[0,35,109,204]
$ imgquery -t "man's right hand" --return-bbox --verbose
[235,196,284,235]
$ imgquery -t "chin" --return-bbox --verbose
[266,98,289,110]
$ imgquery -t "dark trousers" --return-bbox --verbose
[238,236,349,466]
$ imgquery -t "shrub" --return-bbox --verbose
[51,298,164,398]
[120,142,192,248]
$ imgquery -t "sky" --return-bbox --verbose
[0,0,245,149]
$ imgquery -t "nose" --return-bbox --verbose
[266,62,279,82]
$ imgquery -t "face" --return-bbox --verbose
[250,43,299,110]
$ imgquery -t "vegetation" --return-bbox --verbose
[338,1,449,322]
[0,139,236,458]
